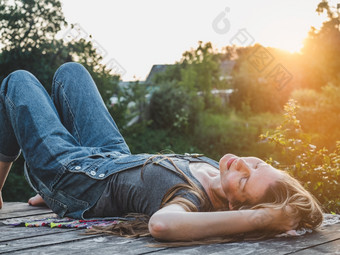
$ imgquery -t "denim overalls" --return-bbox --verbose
[0,62,219,219]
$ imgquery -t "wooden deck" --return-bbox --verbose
[0,202,339,254]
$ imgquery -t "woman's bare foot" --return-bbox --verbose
[28,194,46,206]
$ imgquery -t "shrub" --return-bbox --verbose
[291,85,340,150]
[192,111,278,161]
[149,82,202,132]
[261,99,340,213]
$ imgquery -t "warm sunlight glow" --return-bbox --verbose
[262,33,306,53]
[58,0,329,80]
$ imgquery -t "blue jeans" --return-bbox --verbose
[0,62,133,218]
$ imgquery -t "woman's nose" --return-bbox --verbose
[236,158,251,173]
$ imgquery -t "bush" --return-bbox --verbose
[261,99,340,213]
[191,111,278,161]
[291,85,340,150]
[149,82,202,132]
[122,122,199,155]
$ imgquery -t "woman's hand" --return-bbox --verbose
[258,206,300,232]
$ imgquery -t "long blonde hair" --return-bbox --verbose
[86,156,323,246]
[250,170,323,229]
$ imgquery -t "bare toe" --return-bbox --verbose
[28,194,46,206]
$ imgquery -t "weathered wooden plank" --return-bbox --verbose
[289,239,340,254]
[7,235,168,255]
[4,224,340,255]
[0,229,103,254]
[0,202,50,213]
[0,211,54,220]
[0,202,53,220]
[1,202,339,255]
[147,224,340,255]
[0,225,77,242]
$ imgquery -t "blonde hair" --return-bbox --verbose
[250,170,323,229]
[86,156,323,246]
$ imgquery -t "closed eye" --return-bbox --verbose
[240,177,248,191]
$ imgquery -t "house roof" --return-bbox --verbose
[145,64,172,84]
[219,60,236,77]
[144,60,236,84]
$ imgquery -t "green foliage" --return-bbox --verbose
[180,41,224,109]
[230,46,292,113]
[123,123,199,155]
[123,110,279,162]
[192,111,278,160]
[150,41,227,112]
[0,0,66,51]
[152,64,182,84]
[149,81,202,131]
[0,0,69,89]
[301,0,340,89]
[291,84,340,150]
[261,99,340,213]
[109,81,149,129]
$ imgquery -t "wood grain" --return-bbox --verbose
[1,202,339,255]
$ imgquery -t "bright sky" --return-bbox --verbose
[58,0,332,81]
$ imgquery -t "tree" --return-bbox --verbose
[0,0,120,101]
[301,0,340,89]
[181,41,222,108]
[0,0,65,51]
[230,45,292,113]
[0,0,68,88]
[149,81,202,132]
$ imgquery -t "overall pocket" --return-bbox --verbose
[41,193,68,217]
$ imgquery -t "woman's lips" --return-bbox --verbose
[227,157,236,170]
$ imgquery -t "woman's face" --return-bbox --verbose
[219,154,282,210]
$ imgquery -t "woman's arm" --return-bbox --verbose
[0,161,13,209]
[149,202,299,241]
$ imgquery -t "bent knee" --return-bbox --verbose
[52,62,89,92]
[1,70,39,93]
[54,62,86,80]
[7,70,36,82]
